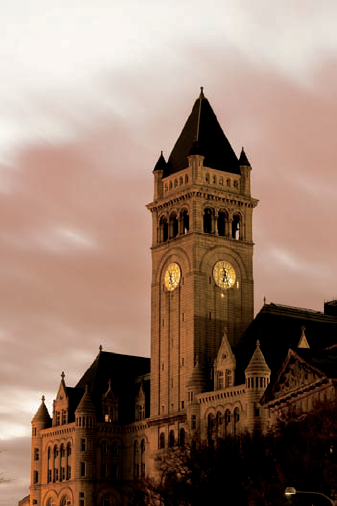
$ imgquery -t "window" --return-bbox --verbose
[54,468,59,482]
[159,432,165,449]
[67,465,71,480]
[67,443,71,456]
[112,441,119,456]
[254,407,260,417]
[33,470,38,484]
[34,448,39,461]
[102,441,108,454]
[33,501,38,505]
[169,430,175,447]
[191,415,196,430]
[80,462,86,477]
[53,446,59,459]
[179,428,185,446]
[56,411,60,426]
[81,438,86,452]
[101,463,108,479]
[61,467,65,481]
[32,427,37,436]
[181,400,184,409]
[225,410,231,424]
[79,492,85,506]
[48,469,52,483]
[60,444,65,457]
[62,410,67,424]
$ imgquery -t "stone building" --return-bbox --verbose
[26,90,337,506]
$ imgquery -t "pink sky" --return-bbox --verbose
[1,2,337,503]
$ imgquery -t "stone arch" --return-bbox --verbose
[59,487,74,506]
[198,245,248,284]
[43,491,58,506]
[155,246,192,285]
[96,489,121,506]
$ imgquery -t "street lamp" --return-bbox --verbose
[285,487,334,505]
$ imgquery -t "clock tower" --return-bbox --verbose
[146,89,258,418]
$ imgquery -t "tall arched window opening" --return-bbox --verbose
[232,214,240,240]
[217,211,227,237]
[203,208,213,234]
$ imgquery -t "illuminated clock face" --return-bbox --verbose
[165,263,181,291]
[213,260,236,290]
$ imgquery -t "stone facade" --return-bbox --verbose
[25,91,337,506]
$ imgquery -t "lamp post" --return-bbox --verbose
[285,487,334,505]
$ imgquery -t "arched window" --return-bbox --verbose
[134,441,139,479]
[234,180,239,189]
[207,413,214,446]
[179,176,183,185]
[141,439,146,477]
[159,432,165,449]
[159,216,168,243]
[169,181,173,190]
[203,208,213,234]
[226,178,231,187]
[66,442,71,456]
[225,409,231,437]
[48,447,51,460]
[217,211,227,237]
[216,411,223,427]
[169,430,175,447]
[185,174,188,184]
[169,212,179,238]
[180,209,189,234]
[234,408,240,436]
[232,214,240,240]
[179,428,185,447]
[219,176,223,185]
[205,173,210,183]
[213,175,217,184]
[53,445,58,459]
[174,178,178,188]
[102,441,108,454]
[112,441,119,456]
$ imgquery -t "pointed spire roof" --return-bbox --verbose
[297,325,310,348]
[165,88,240,177]
[75,385,96,415]
[153,151,167,172]
[238,147,251,166]
[186,357,207,391]
[245,340,271,376]
[32,395,52,426]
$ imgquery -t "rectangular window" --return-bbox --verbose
[33,470,38,484]
[209,311,212,320]
[80,462,86,477]
[56,411,60,425]
[62,410,67,424]
[67,465,71,480]
[54,468,58,482]
[181,357,184,366]
[182,312,184,321]
[181,400,184,409]
[171,403,174,411]
[79,492,85,506]
[80,438,86,451]
[191,414,196,430]
[33,501,38,505]
[171,378,173,388]
[61,467,65,481]
[161,405,164,414]
[34,448,39,461]
[32,427,37,436]
[48,469,52,483]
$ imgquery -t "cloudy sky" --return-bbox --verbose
[1,1,337,503]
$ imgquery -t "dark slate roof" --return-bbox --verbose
[295,345,337,378]
[153,151,167,172]
[32,396,52,426]
[75,350,150,424]
[235,303,337,385]
[238,147,251,166]
[164,89,240,177]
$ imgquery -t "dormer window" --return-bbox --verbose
[102,380,118,423]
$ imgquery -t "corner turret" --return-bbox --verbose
[245,341,271,432]
[30,396,51,505]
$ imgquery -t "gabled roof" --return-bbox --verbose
[235,303,337,385]
[164,88,240,177]
[261,345,337,405]
[75,350,150,424]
